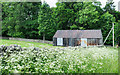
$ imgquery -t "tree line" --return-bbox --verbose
[1,1,120,45]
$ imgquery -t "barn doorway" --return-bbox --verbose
[69,38,72,46]
[57,38,63,46]
[81,38,87,47]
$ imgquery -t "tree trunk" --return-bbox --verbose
[43,33,45,43]
[118,39,120,46]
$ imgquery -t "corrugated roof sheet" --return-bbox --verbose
[53,30,103,38]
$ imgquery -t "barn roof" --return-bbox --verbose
[53,30,103,38]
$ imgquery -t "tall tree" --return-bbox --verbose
[75,2,100,29]
[100,12,115,45]
[2,2,42,38]
[103,0,120,45]
[115,20,120,46]
[54,2,75,30]
[21,2,41,39]
[2,2,23,37]
[38,2,57,41]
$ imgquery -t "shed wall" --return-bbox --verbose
[53,38,103,46]
[53,38,57,46]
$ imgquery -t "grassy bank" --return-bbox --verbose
[0,39,53,48]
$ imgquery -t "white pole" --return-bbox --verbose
[103,26,113,44]
[113,23,114,47]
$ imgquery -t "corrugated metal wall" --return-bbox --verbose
[53,38,57,46]
[53,38,102,46]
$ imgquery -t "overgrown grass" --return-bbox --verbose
[0,39,118,73]
[0,47,118,73]
[0,39,53,48]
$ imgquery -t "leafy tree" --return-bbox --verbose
[1,1,120,45]
[20,2,41,39]
[104,0,116,14]
[2,2,41,38]
[2,2,23,37]
[100,12,115,45]
[115,20,120,46]
[55,2,75,30]
[75,2,100,29]
[103,0,120,45]
[38,2,57,41]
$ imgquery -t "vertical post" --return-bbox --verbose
[43,33,45,43]
[113,23,114,47]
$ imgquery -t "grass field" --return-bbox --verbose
[0,39,53,48]
[0,39,118,73]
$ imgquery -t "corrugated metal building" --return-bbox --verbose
[53,30,103,47]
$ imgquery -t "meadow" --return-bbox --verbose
[0,39,53,48]
[0,39,118,73]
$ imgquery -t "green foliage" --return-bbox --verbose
[2,2,41,38]
[102,0,120,45]
[1,1,120,45]
[55,2,75,30]
[70,24,85,30]
[104,0,116,14]
[70,24,78,30]
[38,2,57,40]
[115,20,120,45]
[100,12,115,45]
[75,2,100,29]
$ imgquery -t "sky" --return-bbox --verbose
[41,0,120,11]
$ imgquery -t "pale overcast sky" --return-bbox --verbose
[41,0,120,11]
